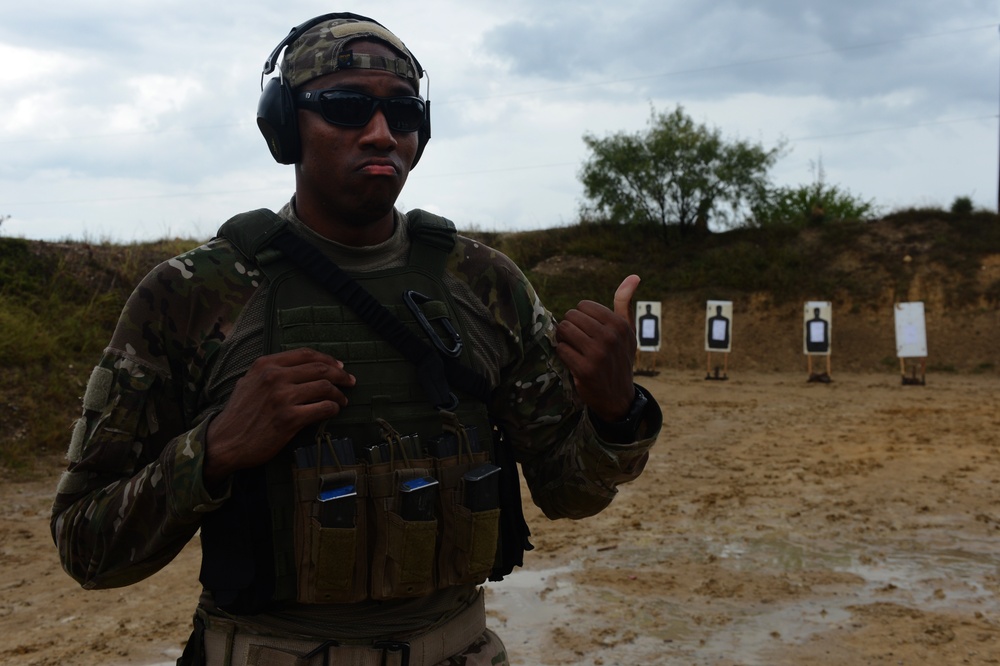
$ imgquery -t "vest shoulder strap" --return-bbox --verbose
[217,208,456,274]
[406,209,456,274]
[216,208,288,265]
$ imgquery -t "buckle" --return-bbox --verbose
[374,640,411,666]
[302,639,339,666]
[403,290,464,358]
[436,391,460,413]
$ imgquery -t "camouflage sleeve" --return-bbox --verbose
[455,238,661,521]
[50,239,257,588]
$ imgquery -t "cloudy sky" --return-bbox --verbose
[2,1,998,242]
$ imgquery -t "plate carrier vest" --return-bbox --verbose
[199,209,530,614]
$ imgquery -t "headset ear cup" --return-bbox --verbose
[411,127,429,168]
[256,78,301,164]
[411,101,431,168]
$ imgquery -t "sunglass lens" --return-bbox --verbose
[316,92,424,132]
[384,98,425,132]
[321,93,373,127]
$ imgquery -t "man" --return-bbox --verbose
[51,13,661,666]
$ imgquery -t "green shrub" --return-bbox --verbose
[950,196,974,215]
[0,238,201,472]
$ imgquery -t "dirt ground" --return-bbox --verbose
[2,370,999,666]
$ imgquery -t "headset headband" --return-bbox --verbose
[263,13,368,79]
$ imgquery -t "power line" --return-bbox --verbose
[791,114,998,142]
[0,123,247,145]
[6,112,993,205]
[417,162,579,180]
[417,115,996,179]
[7,187,287,207]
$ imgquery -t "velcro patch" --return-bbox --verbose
[56,470,89,496]
[67,417,87,463]
[82,366,114,412]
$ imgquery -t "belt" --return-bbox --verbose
[200,591,486,666]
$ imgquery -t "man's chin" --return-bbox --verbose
[341,198,399,227]
[350,181,406,221]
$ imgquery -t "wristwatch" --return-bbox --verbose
[589,386,649,443]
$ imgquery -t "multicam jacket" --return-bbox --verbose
[50,202,660,603]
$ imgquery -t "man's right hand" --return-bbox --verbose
[204,348,356,483]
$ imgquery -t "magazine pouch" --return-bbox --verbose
[369,462,439,599]
[434,411,501,587]
[291,465,368,604]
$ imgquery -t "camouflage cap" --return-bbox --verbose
[280,17,422,93]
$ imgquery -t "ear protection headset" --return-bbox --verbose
[256,12,431,166]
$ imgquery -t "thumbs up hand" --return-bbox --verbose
[555,275,640,423]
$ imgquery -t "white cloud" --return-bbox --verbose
[0,43,85,86]
[1,0,997,241]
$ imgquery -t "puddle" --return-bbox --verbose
[717,532,998,612]
[484,563,578,649]
[846,543,998,610]
[696,600,854,661]
[134,532,999,665]
[485,555,857,663]
[483,531,1000,664]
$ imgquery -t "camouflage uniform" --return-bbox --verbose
[50,172,659,662]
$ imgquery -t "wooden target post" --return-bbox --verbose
[804,301,832,383]
[806,353,832,380]
[894,302,928,386]
[635,301,661,377]
[899,356,927,386]
[705,351,729,380]
[704,300,732,381]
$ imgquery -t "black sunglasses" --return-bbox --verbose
[295,89,426,132]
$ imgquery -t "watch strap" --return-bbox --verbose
[589,385,650,443]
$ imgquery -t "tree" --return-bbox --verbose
[579,105,784,234]
[750,159,875,228]
[950,196,974,215]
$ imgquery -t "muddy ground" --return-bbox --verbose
[2,371,999,665]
